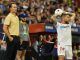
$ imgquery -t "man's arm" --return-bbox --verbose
[70,13,76,21]
[63,12,76,21]
[3,25,13,42]
[51,15,56,22]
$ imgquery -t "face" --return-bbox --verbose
[40,35,43,41]
[21,17,26,22]
[48,35,52,41]
[10,4,17,13]
[63,15,71,23]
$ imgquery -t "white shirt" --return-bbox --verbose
[57,22,72,45]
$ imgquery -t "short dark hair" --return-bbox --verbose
[8,2,17,8]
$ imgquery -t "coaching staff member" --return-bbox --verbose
[3,2,20,60]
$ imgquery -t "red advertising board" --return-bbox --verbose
[29,23,45,33]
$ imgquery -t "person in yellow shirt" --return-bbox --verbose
[3,2,20,60]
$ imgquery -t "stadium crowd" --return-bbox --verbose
[0,0,80,60]
[0,0,80,26]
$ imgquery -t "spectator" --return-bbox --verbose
[73,45,78,60]
[0,1,6,14]
[16,13,31,60]
[77,44,80,60]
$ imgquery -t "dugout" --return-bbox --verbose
[29,23,56,60]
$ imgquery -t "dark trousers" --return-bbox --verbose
[5,36,20,60]
[0,50,6,60]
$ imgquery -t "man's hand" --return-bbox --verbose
[0,40,3,45]
[29,41,31,47]
[9,36,13,42]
